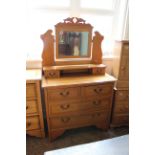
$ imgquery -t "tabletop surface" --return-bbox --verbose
[42,73,116,88]
[26,69,42,81]
[44,135,129,155]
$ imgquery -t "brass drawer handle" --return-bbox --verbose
[93,100,101,105]
[49,72,56,77]
[60,91,70,96]
[94,88,102,94]
[26,122,31,127]
[61,117,70,123]
[60,104,70,110]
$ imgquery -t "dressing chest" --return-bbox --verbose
[111,41,129,126]
[26,69,45,137]
[41,17,116,140]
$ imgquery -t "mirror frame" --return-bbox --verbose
[55,17,93,64]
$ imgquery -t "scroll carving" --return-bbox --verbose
[63,17,86,24]
[92,31,104,64]
[41,30,55,67]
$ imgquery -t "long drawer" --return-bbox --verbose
[26,83,37,99]
[26,100,38,114]
[47,87,81,101]
[50,111,109,129]
[82,84,113,98]
[26,116,40,131]
[49,98,111,115]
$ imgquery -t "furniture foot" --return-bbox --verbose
[50,129,65,141]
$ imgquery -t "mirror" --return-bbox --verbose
[58,31,89,57]
[55,17,93,61]
[41,17,104,66]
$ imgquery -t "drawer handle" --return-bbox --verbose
[61,117,70,123]
[26,122,31,127]
[60,91,70,96]
[94,88,103,94]
[93,100,101,105]
[49,72,56,76]
[60,104,70,110]
[26,106,28,110]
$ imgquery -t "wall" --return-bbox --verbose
[103,58,113,74]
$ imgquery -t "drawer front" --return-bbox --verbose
[48,87,80,101]
[113,101,129,114]
[26,116,40,130]
[50,111,108,129]
[26,83,36,99]
[49,98,111,115]
[83,84,113,98]
[112,114,129,125]
[115,90,129,101]
[26,100,38,114]
[44,70,60,78]
[92,67,105,75]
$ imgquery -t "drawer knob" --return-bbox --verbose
[26,106,28,110]
[60,104,70,110]
[61,117,70,123]
[60,91,70,96]
[26,122,31,127]
[93,100,101,105]
[94,88,102,94]
[49,72,56,77]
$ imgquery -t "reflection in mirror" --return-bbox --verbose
[58,31,89,57]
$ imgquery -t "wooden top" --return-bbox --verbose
[43,64,106,71]
[42,73,116,88]
[26,69,42,81]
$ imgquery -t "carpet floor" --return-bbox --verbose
[26,126,129,155]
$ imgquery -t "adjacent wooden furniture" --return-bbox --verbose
[26,69,45,137]
[41,17,116,140]
[111,40,129,127]
[42,74,116,141]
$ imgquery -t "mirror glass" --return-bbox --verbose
[58,31,89,57]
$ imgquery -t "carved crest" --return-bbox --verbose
[55,17,92,27]
[63,17,86,24]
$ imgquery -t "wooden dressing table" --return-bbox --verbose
[41,17,116,140]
